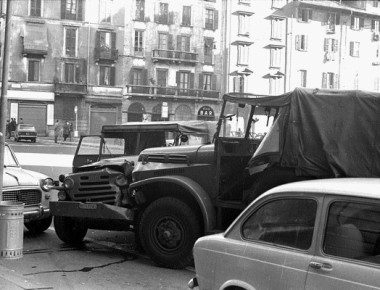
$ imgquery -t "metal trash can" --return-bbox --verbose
[0,201,24,259]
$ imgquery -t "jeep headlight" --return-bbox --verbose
[63,177,74,190]
[115,175,128,187]
[40,178,54,192]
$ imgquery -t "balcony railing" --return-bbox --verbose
[94,47,119,62]
[152,49,198,64]
[55,82,87,94]
[126,84,219,99]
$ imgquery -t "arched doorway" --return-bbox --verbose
[174,104,192,121]
[151,104,162,121]
[128,102,145,122]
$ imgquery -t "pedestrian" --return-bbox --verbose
[63,121,70,141]
[10,118,16,133]
[5,120,10,139]
[54,120,62,143]
[69,122,73,141]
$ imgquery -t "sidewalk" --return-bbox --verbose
[0,263,49,289]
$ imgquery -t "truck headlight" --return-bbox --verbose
[40,178,54,192]
[63,177,74,189]
[115,175,128,187]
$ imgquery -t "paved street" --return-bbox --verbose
[1,138,195,289]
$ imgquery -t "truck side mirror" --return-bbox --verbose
[180,134,189,143]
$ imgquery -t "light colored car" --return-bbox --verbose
[189,178,380,290]
[13,124,37,143]
[3,143,56,233]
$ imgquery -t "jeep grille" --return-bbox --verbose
[71,171,118,204]
[3,189,41,205]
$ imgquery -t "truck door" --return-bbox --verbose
[72,136,103,172]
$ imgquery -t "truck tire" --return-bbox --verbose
[25,216,52,234]
[139,197,201,269]
[54,216,88,244]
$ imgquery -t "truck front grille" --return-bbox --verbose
[71,170,118,204]
[3,189,41,205]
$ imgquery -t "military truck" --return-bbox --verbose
[48,88,380,269]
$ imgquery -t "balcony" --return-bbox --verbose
[152,49,198,65]
[55,82,87,95]
[125,84,219,100]
[94,47,119,63]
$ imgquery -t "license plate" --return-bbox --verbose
[78,203,97,210]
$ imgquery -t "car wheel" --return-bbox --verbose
[32,138,36,143]
[139,197,201,269]
[25,216,52,234]
[54,216,87,244]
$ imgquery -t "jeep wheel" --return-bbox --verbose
[25,216,52,234]
[54,216,87,244]
[139,197,201,269]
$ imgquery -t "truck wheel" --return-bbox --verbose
[54,216,87,244]
[25,216,52,234]
[139,197,201,269]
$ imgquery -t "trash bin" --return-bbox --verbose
[0,201,24,259]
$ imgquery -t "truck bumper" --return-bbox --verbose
[49,201,134,222]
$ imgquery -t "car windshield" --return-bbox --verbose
[19,124,35,130]
[4,145,18,167]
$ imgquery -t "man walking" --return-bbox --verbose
[54,120,61,143]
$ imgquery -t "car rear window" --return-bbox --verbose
[19,124,34,130]
[242,198,317,250]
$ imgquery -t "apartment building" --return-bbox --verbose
[122,0,223,123]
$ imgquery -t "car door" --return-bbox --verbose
[236,197,319,289]
[306,197,380,290]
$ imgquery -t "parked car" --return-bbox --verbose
[189,178,380,290]
[3,143,57,233]
[13,124,37,142]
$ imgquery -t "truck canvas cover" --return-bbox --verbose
[226,88,380,177]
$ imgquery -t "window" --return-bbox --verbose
[30,0,42,17]
[239,0,251,5]
[271,18,284,40]
[242,199,317,250]
[300,70,307,87]
[134,30,144,55]
[238,14,250,36]
[326,13,340,33]
[202,73,212,90]
[100,0,112,23]
[205,8,218,30]
[61,0,83,21]
[182,6,191,26]
[233,76,244,93]
[64,63,80,83]
[135,0,145,21]
[179,71,190,93]
[324,38,339,52]
[295,35,308,51]
[322,72,339,89]
[99,65,115,86]
[132,69,143,85]
[269,77,282,95]
[156,69,167,94]
[28,59,40,81]
[350,41,360,57]
[98,31,115,50]
[372,19,380,32]
[374,0,379,8]
[204,37,214,64]
[272,0,285,9]
[237,45,249,65]
[351,16,364,30]
[65,27,77,57]
[178,35,190,52]
[297,8,312,23]
[159,3,169,24]
[324,201,380,264]
[270,47,281,68]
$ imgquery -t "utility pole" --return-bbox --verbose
[0,0,13,198]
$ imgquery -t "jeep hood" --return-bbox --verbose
[78,156,137,171]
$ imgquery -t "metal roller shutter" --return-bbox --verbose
[18,104,47,136]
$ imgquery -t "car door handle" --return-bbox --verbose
[309,261,333,272]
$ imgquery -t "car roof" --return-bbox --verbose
[264,178,380,200]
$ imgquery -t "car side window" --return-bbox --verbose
[323,201,380,264]
[242,198,317,250]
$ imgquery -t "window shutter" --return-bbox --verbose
[351,16,355,28]
[111,32,116,49]
[297,8,301,21]
[322,73,327,88]
[333,39,338,52]
[168,34,173,50]
[81,59,87,83]
[61,0,66,19]
[214,10,219,29]
[372,19,376,31]
[211,75,217,91]
[308,10,312,22]
[360,18,364,29]
[177,35,181,51]
[336,14,340,25]
[142,69,148,85]
[129,69,134,84]
[186,37,190,51]
[199,73,203,89]
[75,64,80,83]
[36,0,42,16]
[334,74,339,89]
[324,38,328,51]
[169,11,174,25]
[350,41,354,56]
[78,0,83,21]
[96,31,100,48]
[190,73,194,88]
[295,35,300,50]
[305,35,308,51]
[110,67,116,86]
[176,71,180,87]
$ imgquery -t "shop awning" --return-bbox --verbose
[22,24,48,56]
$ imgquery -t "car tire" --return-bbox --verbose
[25,216,53,234]
[139,197,201,269]
[54,216,87,244]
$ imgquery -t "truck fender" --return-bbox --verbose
[129,176,216,233]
